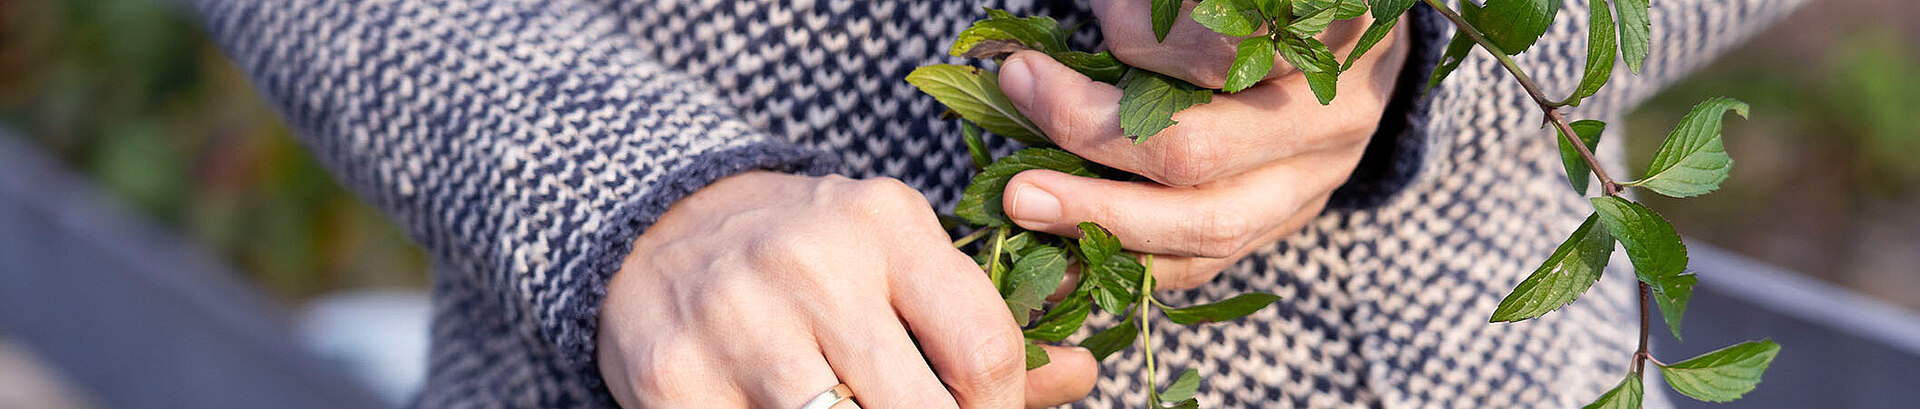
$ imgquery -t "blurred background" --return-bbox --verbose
[0,0,1915,408]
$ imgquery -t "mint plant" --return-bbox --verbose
[910,2,1777,407]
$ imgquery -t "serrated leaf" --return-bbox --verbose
[1117,69,1215,142]
[1162,399,1199,409]
[1564,1,1617,106]
[1304,71,1338,105]
[1025,343,1051,370]
[952,8,1071,57]
[1164,293,1281,325]
[1582,373,1643,409]
[1076,222,1122,267]
[1491,214,1614,322]
[1427,1,1482,89]
[1004,246,1070,326]
[1630,97,1748,198]
[1590,196,1694,340]
[906,65,1049,146]
[1295,0,1366,19]
[1159,369,1203,403]
[1277,34,1340,73]
[1256,0,1290,19]
[1287,4,1339,38]
[1476,0,1562,55]
[1660,339,1780,402]
[1088,254,1145,314]
[1193,0,1264,37]
[1225,37,1278,93]
[1057,51,1129,83]
[1344,0,1416,71]
[1558,119,1606,194]
[1615,0,1651,73]
[1025,295,1091,342]
[956,148,1100,226]
[1080,318,1139,360]
[961,121,991,169]
[1152,0,1182,42]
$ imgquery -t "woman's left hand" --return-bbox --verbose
[993,0,1411,291]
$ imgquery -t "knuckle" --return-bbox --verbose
[839,178,929,221]
[1185,208,1248,259]
[1152,134,1223,187]
[948,330,1025,399]
[629,340,705,403]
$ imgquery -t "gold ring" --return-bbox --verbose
[797,383,854,409]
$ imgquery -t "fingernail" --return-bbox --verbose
[998,56,1036,108]
[1009,183,1061,224]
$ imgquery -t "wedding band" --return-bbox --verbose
[798,383,855,409]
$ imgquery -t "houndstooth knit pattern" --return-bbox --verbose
[192,0,1803,407]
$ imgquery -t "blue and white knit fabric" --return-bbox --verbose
[191,0,1802,407]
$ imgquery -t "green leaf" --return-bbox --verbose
[1563,1,1617,106]
[1076,222,1122,267]
[955,148,1100,226]
[1117,69,1215,143]
[1558,119,1606,194]
[1225,37,1278,93]
[1582,373,1643,409]
[1057,51,1129,83]
[1256,0,1290,21]
[1630,97,1748,198]
[1614,0,1651,73]
[1152,0,1182,42]
[1475,0,1562,55]
[1660,339,1781,402]
[1427,1,1482,89]
[1343,0,1416,71]
[1025,296,1092,342]
[1304,71,1338,105]
[1163,293,1282,325]
[1079,318,1139,360]
[1286,4,1338,38]
[1088,254,1146,314]
[961,121,991,169]
[1159,369,1203,403]
[1590,196,1695,340]
[952,9,1071,57]
[1491,214,1613,322]
[1277,35,1340,74]
[1295,0,1365,19]
[905,64,1049,146]
[1025,343,1051,370]
[1004,246,1071,326]
[1162,400,1200,409]
[1192,0,1264,37]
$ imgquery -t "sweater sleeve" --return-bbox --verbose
[192,0,840,386]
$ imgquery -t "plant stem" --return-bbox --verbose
[953,227,994,248]
[1419,0,1624,196]
[1420,0,1647,378]
[1139,254,1158,403]
[986,227,1009,289]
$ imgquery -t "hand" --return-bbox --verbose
[597,172,1097,409]
[992,1,1411,290]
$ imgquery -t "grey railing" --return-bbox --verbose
[1,128,1916,408]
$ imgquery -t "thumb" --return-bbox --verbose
[1025,345,1098,408]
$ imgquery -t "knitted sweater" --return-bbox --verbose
[192,0,1802,407]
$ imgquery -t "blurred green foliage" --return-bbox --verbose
[0,0,428,301]
[1627,27,1920,308]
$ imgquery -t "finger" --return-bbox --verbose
[1000,168,1284,258]
[1024,346,1098,409]
[997,51,1387,187]
[890,249,1028,409]
[815,292,962,409]
[1145,189,1334,291]
[1089,0,1261,88]
[736,338,864,409]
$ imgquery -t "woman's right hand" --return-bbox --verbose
[597,171,1097,408]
